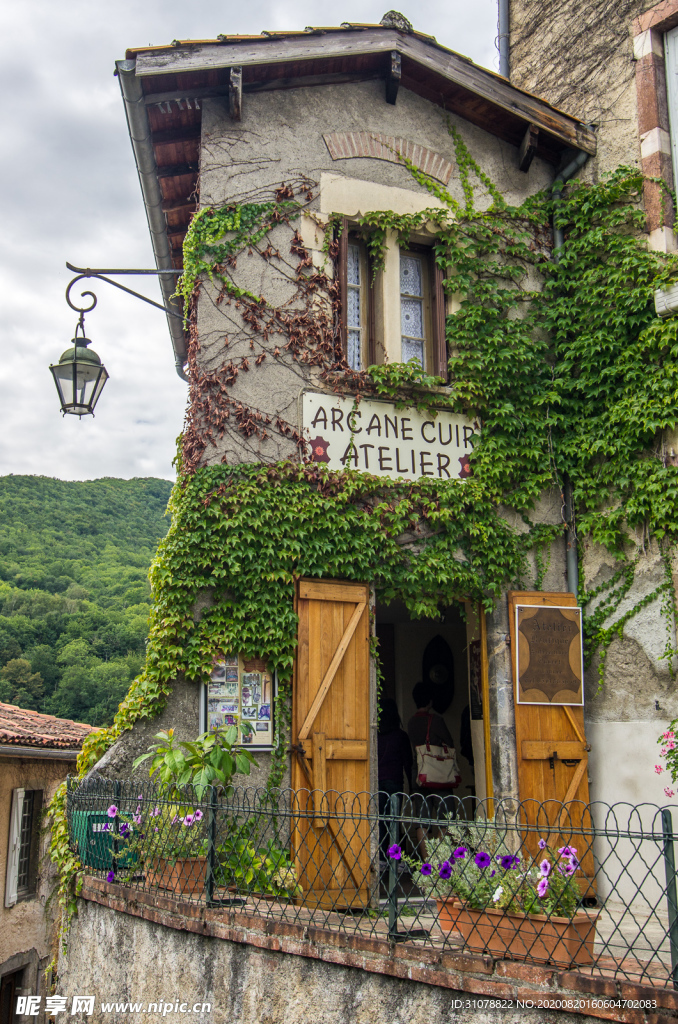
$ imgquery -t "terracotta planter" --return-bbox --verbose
[146,856,207,895]
[437,897,599,967]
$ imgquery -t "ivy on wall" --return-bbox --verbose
[49,127,678,952]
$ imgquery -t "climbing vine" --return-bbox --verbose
[50,124,678,942]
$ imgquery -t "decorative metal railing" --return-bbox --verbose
[66,778,678,989]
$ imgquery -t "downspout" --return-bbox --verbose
[551,149,591,597]
[115,59,189,383]
[498,0,509,78]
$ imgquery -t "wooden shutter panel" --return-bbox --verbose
[430,252,448,382]
[4,788,24,908]
[509,591,595,889]
[292,579,372,908]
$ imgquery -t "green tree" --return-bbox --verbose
[0,658,44,708]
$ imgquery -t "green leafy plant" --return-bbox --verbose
[132,726,257,800]
[215,832,301,897]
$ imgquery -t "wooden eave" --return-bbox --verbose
[125,26,595,269]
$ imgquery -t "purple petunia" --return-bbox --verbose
[151,806,161,817]
[452,846,467,860]
[106,805,118,818]
[498,854,519,871]
[537,876,549,898]
[194,809,203,821]
[539,859,551,877]
[420,863,433,876]
[183,814,195,827]
[133,814,142,825]
[438,861,452,880]
[387,844,402,860]
[474,851,491,869]
[538,838,547,850]
[106,870,115,883]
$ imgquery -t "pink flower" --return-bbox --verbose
[171,815,179,824]
[194,809,203,821]
[136,804,141,815]
[656,765,664,774]
[661,748,668,757]
[183,814,195,827]
[151,806,161,817]
[665,788,676,799]
[557,846,577,859]
[538,839,547,850]
[107,805,118,818]
[663,731,675,741]
[537,877,549,898]
[133,814,142,825]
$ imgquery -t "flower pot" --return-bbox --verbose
[436,897,599,967]
[146,856,207,895]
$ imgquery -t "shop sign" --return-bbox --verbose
[302,391,478,481]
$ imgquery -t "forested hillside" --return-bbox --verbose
[0,476,173,726]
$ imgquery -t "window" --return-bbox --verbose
[338,220,374,371]
[337,221,448,381]
[4,788,41,907]
[666,26,678,189]
[400,248,448,379]
[400,251,428,366]
[346,242,366,371]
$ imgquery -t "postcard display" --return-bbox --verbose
[207,655,275,748]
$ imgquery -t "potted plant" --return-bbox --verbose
[109,726,258,895]
[389,823,598,967]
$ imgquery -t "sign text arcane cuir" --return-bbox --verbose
[302,391,478,481]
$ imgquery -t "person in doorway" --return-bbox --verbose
[378,698,412,870]
[407,681,459,856]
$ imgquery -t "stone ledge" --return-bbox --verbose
[80,877,678,1024]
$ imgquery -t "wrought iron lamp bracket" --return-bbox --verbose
[65,262,183,320]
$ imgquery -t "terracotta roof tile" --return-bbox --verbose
[0,702,98,750]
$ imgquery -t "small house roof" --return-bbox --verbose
[0,701,97,750]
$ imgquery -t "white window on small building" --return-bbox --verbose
[5,788,41,907]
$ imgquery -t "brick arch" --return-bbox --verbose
[322,132,455,185]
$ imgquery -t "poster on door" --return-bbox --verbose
[207,654,275,747]
[515,605,584,706]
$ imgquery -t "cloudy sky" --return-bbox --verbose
[0,0,497,482]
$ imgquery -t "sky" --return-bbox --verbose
[0,0,498,482]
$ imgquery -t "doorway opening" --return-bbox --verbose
[375,600,487,803]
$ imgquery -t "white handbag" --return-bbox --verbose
[415,714,462,790]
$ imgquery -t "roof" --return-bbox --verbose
[117,14,597,372]
[0,702,97,750]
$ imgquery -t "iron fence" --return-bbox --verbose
[66,777,678,988]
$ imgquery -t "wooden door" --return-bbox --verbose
[509,591,595,886]
[291,579,372,909]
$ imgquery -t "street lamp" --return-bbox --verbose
[52,263,184,417]
[50,313,109,418]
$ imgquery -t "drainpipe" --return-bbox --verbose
[116,59,189,383]
[551,148,590,597]
[498,0,509,78]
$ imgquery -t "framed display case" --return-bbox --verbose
[203,654,276,750]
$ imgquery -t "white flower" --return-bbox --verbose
[492,886,503,902]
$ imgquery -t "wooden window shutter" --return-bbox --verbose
[337,217,349,360]
[430,252,448,382]
[4,788,24,908]
[367,253,377,367]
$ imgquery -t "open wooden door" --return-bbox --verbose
[291,579,372,909]
[509,591,595,888]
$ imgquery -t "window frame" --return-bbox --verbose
[399,243,448,381]
[337,218,376,370]
[4,788,41,907]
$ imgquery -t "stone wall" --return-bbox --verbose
[57,881,676,1024]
